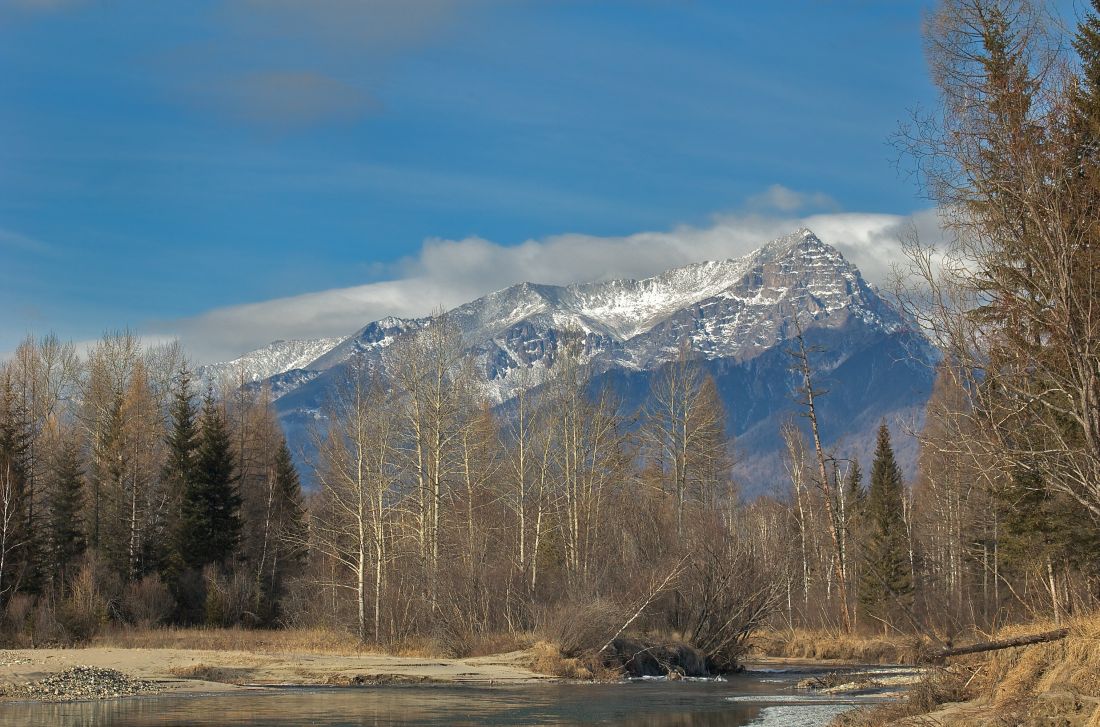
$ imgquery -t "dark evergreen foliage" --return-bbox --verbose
[162,368,199,503]
[256,436,307,624]
[857,422,913,632]
[46,434,85,589]
[175,390,241,570]
[998,467,1100,582]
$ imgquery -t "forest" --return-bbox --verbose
[0,0,1098,684]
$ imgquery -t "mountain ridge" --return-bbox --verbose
[200,228,936,495]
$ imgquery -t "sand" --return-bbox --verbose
[0,646,551,700]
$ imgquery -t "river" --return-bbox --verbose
[1,664,897,727]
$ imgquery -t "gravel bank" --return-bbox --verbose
[3,665,159,702]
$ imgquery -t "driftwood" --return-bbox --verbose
[933,628,1069,660]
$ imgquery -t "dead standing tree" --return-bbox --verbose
[789,326,853,632]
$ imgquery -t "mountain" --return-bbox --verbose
[209,228,937,496]
[197,337,345,389]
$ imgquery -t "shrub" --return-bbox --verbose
[123,574,173,628]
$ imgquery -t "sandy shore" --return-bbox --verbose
[0,646,552,700]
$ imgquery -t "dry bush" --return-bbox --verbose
[537,597,624,658]
[680,530,781,671]
[57,558,117,642]
[526,640,597,679]
[465,631,530,657]
[123,575,173,628]
[203,566,259,627]
[2,593,35,646]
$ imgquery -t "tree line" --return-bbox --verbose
[0,0,1098,664]
[0,333,306,639]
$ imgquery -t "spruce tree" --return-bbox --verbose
[257,436,307,623]
[272,437,306,563]
[845,457,865,515]
[46,434,85,590]
[176,390,241,570]
[857,423,913,633]
[163,368,198,511]
[1073,1,1100,131]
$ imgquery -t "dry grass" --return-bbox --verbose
[90,626,368,655]
[831,611,1100,726]
[970,612,1100,725]
[166,663,246,683]
[522,640,622,680]
[89,625,535,661]
[750,628,930,664]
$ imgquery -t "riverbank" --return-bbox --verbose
[832,612,1100,726]
[0,644,553,702]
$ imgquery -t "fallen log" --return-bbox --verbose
[934,628,1069,660]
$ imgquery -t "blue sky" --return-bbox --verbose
[0,0,1004,361]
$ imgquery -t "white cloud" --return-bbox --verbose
[159,207,948,364]
[744,184,838,213]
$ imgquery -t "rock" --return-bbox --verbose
[3,665,159,702]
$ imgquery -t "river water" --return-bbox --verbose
[1,665,894,727]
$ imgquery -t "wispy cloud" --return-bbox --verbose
[1,0,84,11]
[163,0,489,130]
[226,0,478,52]
[187,71,380,130]
[0,227,54,256]
[744,184,839,213]
[158,205,948,363]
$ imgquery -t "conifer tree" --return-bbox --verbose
[1072,1,1100,135]
[857,422,913,633]
[272,437,306,565]
[46,433,85,589]
[163,368,198,511]
[176,391,240,570]
[845,458,864,515]
[257,436,307,623]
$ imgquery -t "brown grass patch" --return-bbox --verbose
[91,626,365,655]
[834,611,1100,726]
[750,628,929,664]
[167,663,250,683]
[833,666,972,727]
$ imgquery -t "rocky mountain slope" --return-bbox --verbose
[208,228,937,495]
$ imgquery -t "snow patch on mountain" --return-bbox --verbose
[204,228,917,406]
[197,337,346,389]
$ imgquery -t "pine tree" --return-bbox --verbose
[46,433,85,590]
[162,368,198,516]
[176,391,241,570]
[843,457,866,614]
[1072,1,1100,133]
[845,457,865,515]
[272,437,306,564]
[257,436,307,623]
[857,423,913,633]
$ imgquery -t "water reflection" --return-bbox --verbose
[1,674,863,727]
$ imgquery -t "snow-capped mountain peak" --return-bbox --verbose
[205,227,912,405]
[208,227,933,496]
